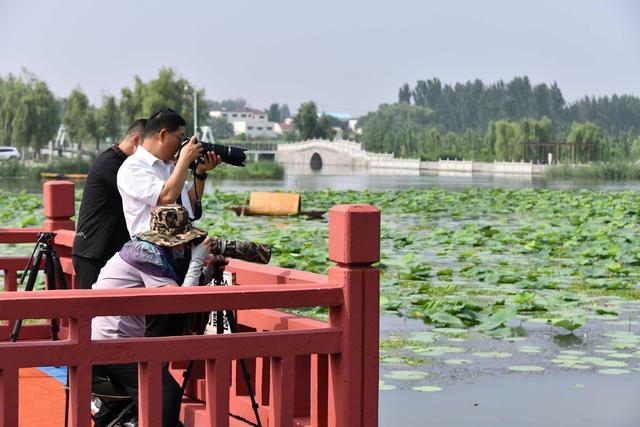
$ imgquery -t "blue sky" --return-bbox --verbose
[1,0,638,115]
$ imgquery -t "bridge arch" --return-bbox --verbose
[310,152,323,170]
[276,139,421,172]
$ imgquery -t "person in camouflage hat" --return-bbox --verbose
[90,204,211,427]
[135,204,207,247]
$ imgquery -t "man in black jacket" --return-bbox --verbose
[72,119,147,289]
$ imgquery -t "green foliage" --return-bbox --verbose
[267,103,281,123]
[398,83,411,104]
[95,95,120,151]
[545,162,640,180]
[401,76,640,135]
[208,116,233,139]
[293,101,335,140]
[0,157,91,178]
[377,76,640,162]
[0,71,58,156]
[361,105,558,161]
[264,103,291,123]
[208,161,284,180]
[63,88,96,152]
[119,68,207,135]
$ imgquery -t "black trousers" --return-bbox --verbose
[72,255,107,289]
[93,363,182,427]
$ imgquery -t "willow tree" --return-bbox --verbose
[64,88,96,154]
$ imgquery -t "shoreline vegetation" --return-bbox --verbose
[0,159,284,180]
[544,162,640,180]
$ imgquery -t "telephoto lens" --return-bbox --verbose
[203,143,247,167]
[180,138,247,167]
[210,239,271,264]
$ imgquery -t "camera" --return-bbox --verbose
[180,138,247,168]
[210,239,271,264]
[193,236,271,264]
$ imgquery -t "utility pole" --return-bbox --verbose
[193,87,198,139]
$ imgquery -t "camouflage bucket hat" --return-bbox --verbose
[135,204,207,247]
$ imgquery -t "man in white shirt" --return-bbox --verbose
[117,108,221,236]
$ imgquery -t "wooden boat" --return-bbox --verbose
[40,172,87,180]
[230,206,326,219]
[230,192,326,219]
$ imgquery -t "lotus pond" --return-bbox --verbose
[2,187,640,425]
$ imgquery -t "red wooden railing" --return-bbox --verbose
[0,181,380,427]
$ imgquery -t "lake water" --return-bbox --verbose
[3,166,640,426]
[5,168,640,194]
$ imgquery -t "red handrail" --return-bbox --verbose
[0,181,380,427]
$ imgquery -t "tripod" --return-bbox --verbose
[181,256,263,427]
[9,232,67,342]
[7,232,73,427]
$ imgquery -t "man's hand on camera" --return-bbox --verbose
[178,136,203,167]
[196,151,222,173]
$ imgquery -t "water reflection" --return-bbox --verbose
[5,164,640,194]
[553,333,584,347]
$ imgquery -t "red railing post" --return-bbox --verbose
[67,317,92,427]
[326,204,380,427]
[0,367,18,427]
[43,180,75,232]
[205,358,231,427]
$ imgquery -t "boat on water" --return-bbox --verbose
[231,191,326,219]
[40,172,87,180]
[230,206,326,219]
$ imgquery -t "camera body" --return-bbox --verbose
[180,138,247,168]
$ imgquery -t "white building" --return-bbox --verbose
[273,120,295,135]
[209,107,277,139]
[348,119,362,135]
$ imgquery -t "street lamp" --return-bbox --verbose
[186,84,198,138]
[193,86,198,138]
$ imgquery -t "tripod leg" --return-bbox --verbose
[51,251,68,290]
[64,368,69,427]
[44,254,60,341]
[180,360,195,397]
[225,310,262,427]
[51,251,68,340]
[9,250,44,342]
[216,310,224,334]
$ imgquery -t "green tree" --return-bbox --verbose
[64,87,95,153]
[279,104,291,120]
[0,74,26,146]
[360,103,433,153]
[11,80,58,157]
[120,68,207,135]
[566,121,604,161]
[95,95,120,151]
[207,116,233,139]
[398,83,411,104]
[267,103,281,123]
[1,72,58,157]
[293,101,334,140]
[119,76,145,125]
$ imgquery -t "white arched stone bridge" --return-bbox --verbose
[276,139,421,171]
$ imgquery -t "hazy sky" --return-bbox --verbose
[1,0,639,116]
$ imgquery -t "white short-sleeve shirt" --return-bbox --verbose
[117,146,192,236]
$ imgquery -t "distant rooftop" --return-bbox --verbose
[326,112,351,121]
[215,107,266,115]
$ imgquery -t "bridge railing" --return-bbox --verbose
[0,181,380,427]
